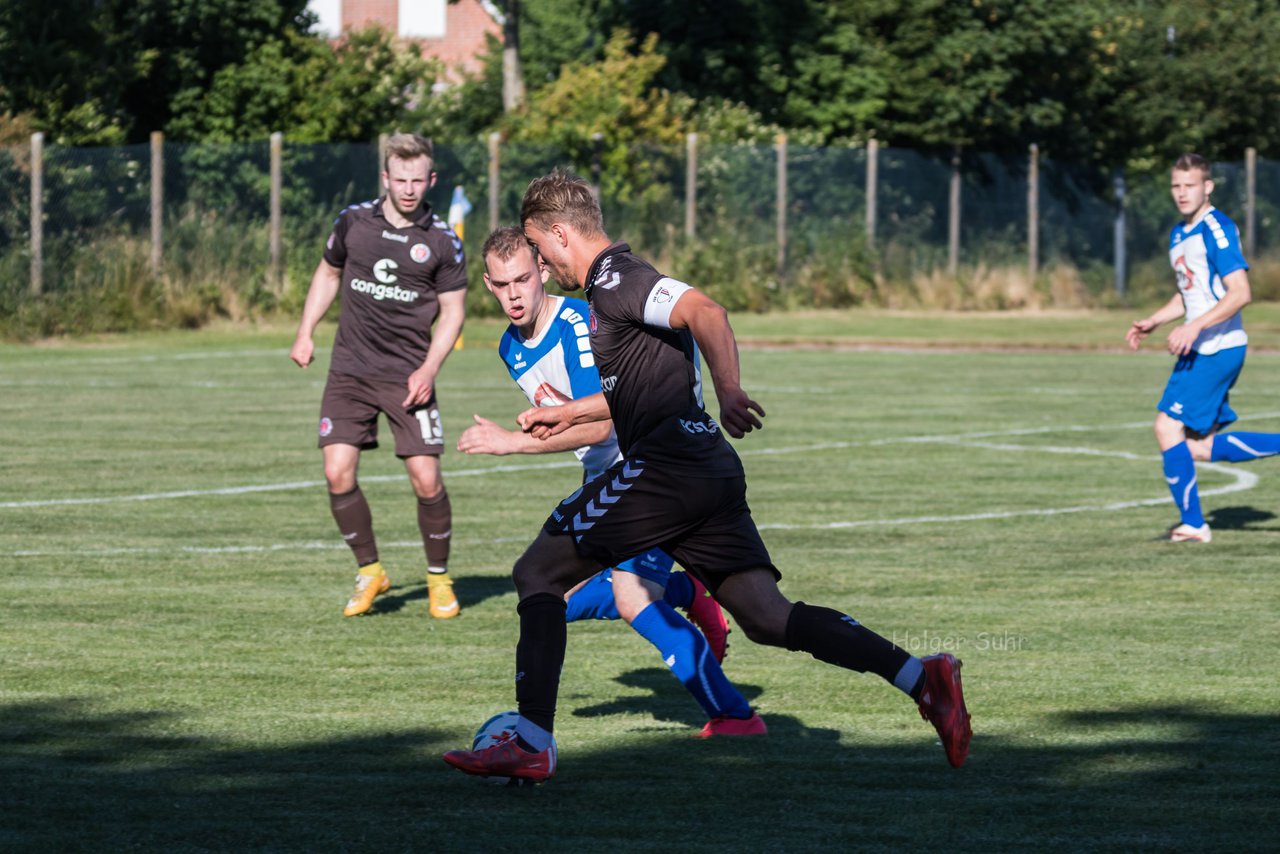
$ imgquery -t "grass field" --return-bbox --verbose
[3,313,1279,852]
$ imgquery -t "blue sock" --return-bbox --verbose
[1162,442,1205,527]
[662,570,695,610]
[564,570,621,622]
[1211,432,1280,463]
[630,602,751,720]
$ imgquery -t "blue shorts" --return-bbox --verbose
[611,547,676,584]
[1157,346,1245,435]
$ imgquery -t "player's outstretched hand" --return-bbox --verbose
[290,337,315,368]
[518,404,572,440]
[719,388,765,439]
[1125,319,1154,351]
[458,415,515,456]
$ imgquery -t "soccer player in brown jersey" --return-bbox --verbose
[443,170,971,785]
[291,133,467,620]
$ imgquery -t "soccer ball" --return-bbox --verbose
[470,711,555,788]
[472,710,522,750]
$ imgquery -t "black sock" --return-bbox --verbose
[515,592,568,734]
[784,601,911,685]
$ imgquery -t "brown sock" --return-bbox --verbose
[329,485,378,566]
[417,489,451,568]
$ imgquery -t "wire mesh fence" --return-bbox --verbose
[2,135,1276,323]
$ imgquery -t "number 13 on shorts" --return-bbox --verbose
[416,408,444,445]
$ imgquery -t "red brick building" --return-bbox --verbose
[308,0,501,81]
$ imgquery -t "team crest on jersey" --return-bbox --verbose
[589,305,598,335]
[319,417,334,437]
[410,243,430,263]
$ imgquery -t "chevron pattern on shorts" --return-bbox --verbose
[571,460,645,542]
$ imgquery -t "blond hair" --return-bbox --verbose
[482,226,537,267]
[520,169,605,237]
[384,132,434,170]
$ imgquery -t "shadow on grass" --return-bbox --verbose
[1206,505,1280,533]
[572,667,769,729]
[371,574,514,616]
[1,698,1277,851]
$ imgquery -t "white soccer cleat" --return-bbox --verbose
[1166,522,1212,543]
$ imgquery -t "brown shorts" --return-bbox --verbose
[543,457,778,593]
[318,372,444,457]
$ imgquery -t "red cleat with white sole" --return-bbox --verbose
[442,736,556,785]
[917,653,972,768]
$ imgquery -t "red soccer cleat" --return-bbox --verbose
[917,653,972,768]
[685,577,730,662]
[696,711,768,738]
[442,735,556,784]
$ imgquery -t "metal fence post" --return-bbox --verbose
[1113,168,1127,296]
[488,131,501,232]
[30,132,43,296]
[1028,143,1039,281]
[948,146,961,276]
[270,132,283,290]
[151,131,164,278]
[685,132,698,239]
[1245,146,1257,259]
[865,137,878,249]
[776,133,787,275]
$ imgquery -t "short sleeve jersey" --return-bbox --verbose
[323,198,468,381]
[498,295,622,481]
[1169,207,1249,354]
[583,242,742,477]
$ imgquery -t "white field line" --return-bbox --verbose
[6,413,1280,512]
[3,424,1272,558]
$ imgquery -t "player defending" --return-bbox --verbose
[1126,153,1280,542]
[457,226,762,736]
[291,133,467,618]
[443,170,971,784]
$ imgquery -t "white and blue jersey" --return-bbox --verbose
[499,294,672,583]
[1169,207,1249,355]
[498,295,621,480]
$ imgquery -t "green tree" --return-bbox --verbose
[167,28,439,143]
[0,0,312,144]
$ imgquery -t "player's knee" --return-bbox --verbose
[730,609,787,647]
[324,466,356,493]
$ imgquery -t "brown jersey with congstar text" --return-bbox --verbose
[323,198,467,382]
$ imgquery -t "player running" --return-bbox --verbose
[1126,153,1280,542]
[291,133,465,619]
[443,171,970,785]
[456,226,760,737]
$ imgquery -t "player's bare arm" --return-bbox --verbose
[668,288,765,439]
[291,260,342,367]
[1165,269,1252,356]
[403,289,467,407]
[1126,294,1185,351]
[517,392,609,440]
[458,414,613,456]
